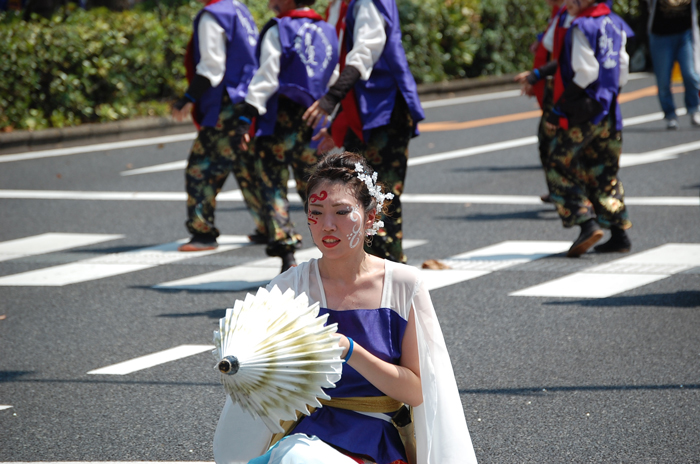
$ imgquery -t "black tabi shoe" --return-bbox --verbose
[178,234,218,252]
[247,230,268,245]
[540,193,552,203]
[280,252,297,273]
[594,228,631,253]
[567,220,604,258]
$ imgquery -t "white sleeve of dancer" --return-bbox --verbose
[619,31,629,88]
[571,26,599,89]
[326,0,343,29]
[345,0,386,81]
[542,15,557,53]
[328,63,340,88]
[196,12,227,87]
[245,25,282,116]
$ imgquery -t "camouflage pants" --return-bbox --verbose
[546,113,632,230]
[343,94,414,263]
[185,96,265,239]
[254,97,318,257]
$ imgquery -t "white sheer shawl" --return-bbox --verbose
[213,259,477,464]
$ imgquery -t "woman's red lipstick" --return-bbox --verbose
[322,236,340,248]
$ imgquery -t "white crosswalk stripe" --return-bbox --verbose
[5,236,680,376]
[422,240,571,290]
[0,235,251,287]
[0,233,123,263]
[88,345,214,375]
[510,243,700,298]
[154,239,429,292]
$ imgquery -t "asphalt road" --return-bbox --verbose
[1,73,699,463]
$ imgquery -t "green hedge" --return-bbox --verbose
[0,3,193,130]
[0,0,643,131]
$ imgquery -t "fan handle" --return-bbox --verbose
[218,355,240,375]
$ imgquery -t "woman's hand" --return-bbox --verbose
[514,71,531,84]
[336,334,352,359]
[238,133,251,151]
[172,102,193,122]
[303,100,331,128]
[313,128,336,153]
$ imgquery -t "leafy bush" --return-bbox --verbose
[398,0,481,83]
[470,0,550,76]
[0,2,195,130]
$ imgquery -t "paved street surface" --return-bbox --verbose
[1,74,699,463]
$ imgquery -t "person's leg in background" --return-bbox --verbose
[648,32,680,128]
[675,29,700,125]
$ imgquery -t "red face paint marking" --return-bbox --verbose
[309,191,328,203]
[307,210,318,225]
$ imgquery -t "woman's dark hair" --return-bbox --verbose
[304,151,390,218]
[294,0,316,6]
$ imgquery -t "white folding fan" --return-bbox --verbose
[213,285,344,433]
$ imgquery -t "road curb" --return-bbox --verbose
[0,74,518,151]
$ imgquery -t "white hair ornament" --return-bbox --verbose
[355,163,394,236]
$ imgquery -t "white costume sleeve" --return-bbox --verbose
[346,0,386,80]
[245,24,282,116]
[542,14,558,53]
[326,0,343,29]
[619,31,629,88]
[571,26,599,89]
[387,262,478,464]
[196,12,227,87]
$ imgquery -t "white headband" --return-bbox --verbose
[355,163,394,236]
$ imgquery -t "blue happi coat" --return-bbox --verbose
[192,0,259,127]
[345,0,424,137]
[559,8,631,130]
[255,14,339,136]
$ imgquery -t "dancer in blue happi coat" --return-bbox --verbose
[544,0,633,257]
[234,0,339,273]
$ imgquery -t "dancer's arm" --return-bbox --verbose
[339,308,422,407]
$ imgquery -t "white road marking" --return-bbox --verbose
[0,235,251,287]
[88,345,214,375]
[154,239,428,292]
[0,88,673,167]
[421,89,521,109]
[408,136,538,166]
[510,243,700,298]
[0,233,123,263]
[622,108,686,127]
[0,133,197,163]
[620,139,700,167]
[0,405,13,411]
[0,190,187,201]
[1,190,697,206]
[421,240,571,291]
[117,107,696,177]
[120,160,188,176]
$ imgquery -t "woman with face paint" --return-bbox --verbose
[213,152,478,464]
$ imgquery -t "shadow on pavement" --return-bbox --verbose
[451,164,543,173]
[543,291,700,308]
[437,209,558,221]
[460,383,700,396]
